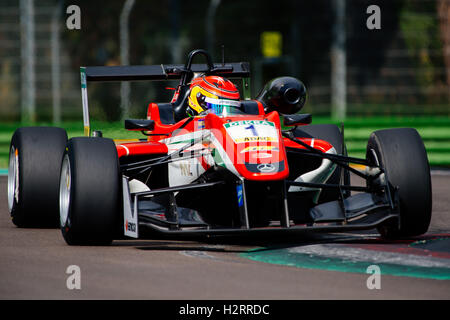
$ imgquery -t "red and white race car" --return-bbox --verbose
[8,50,432,245]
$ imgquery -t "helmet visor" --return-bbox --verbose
[203,97,242,116]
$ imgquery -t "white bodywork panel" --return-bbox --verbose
[164,130,210,186]
[122,176,139,238]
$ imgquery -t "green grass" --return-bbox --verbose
[312,116,450,128]
[1,117,450,169]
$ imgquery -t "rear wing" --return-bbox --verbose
[84,62,250,81]
[80,62,251,136]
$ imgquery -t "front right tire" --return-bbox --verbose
[8,127,68,227]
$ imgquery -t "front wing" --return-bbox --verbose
[121,175,400,239]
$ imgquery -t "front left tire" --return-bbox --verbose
[366,128,432,238]
[60,137,121,245]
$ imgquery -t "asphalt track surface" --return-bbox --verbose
[0,173,449,300]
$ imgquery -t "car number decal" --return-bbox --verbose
[224,121,278,144]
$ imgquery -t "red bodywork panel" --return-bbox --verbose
[116,141,168,158]
[115,101,334,181]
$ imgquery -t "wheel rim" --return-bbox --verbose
[7,146,19,213]
[368,148,380,166]
[59,154,71,228]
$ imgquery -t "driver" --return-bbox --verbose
[187,75,241,117]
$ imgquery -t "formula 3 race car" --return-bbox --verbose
[7,49,432,245]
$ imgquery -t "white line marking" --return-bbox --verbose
[180,250,217,260]
[288,244,450,268]
[431,170,450,176]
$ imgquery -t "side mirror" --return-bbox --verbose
[283,114,312,127]
[125,119,155,131]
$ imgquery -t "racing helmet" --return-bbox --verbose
[187,76,241,117]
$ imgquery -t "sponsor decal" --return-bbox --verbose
[197,118,205,130]
[223,120,275,128]
[125,220,137,233]
[179,161,192,176]
[251,153,272,159]
[257,163,276,173]
[241,146,279,153]
[80,69,87,88]
[235,137,277,143]
[244,161,284,174]
[236,184,244,207]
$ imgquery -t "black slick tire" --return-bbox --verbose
[60,137,121,245]
[8,127,68,227]
[366,128,432,238]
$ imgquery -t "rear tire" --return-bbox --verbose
[60,137,121,245]
[366,128,432,238]
[294,124,350,203]
[8,127,68,227]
